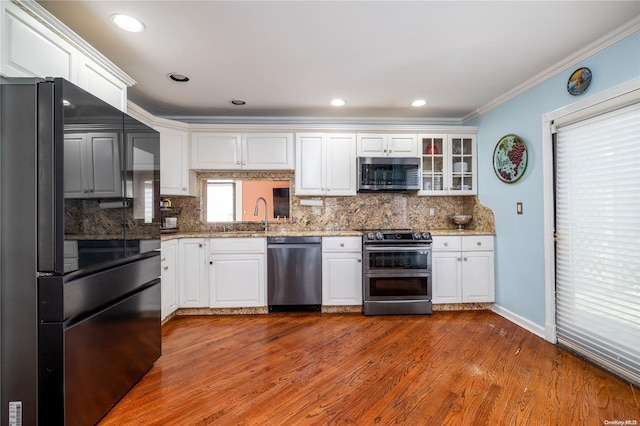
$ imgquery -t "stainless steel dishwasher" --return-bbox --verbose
[267,236,322,311]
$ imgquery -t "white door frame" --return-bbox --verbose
[541,76,640,343]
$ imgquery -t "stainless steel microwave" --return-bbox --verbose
[357,157,421,192]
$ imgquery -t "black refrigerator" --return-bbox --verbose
[1,78,162,426]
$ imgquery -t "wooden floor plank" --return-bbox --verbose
[98,311,639,425]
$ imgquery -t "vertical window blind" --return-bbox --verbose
[554,102,640,385]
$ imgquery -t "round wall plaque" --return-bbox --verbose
[567,67,592,96]
[493,134,528,183]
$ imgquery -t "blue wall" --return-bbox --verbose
[469,32,640,327]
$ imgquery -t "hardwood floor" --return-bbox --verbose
[98,311,639,425]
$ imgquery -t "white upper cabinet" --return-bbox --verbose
[190,132,294,170]
[419,133,477,196]
[156,125,196,196]
[1,2,76,81]
[75,57,127,111]
[357,134,418,157]
[295,133,357,196]
[0,1,131,111]
[242,133,294,169]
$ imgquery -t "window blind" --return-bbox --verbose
[554,102,640,385]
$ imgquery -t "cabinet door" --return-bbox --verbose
[209,255,265,307]
[325,134,356,196]
[158,126,195,195]
[461,251,495,303]
[87,133,122,198]
[295,133,325,195]
[64,134,89,197]
[432,251,462,303]
[388,134,418,156]
[357,134,387,157]
[76,57,127,111]
[191,133,242,169]
[161,240,179,319]
[322,252,362,306]
[242,133,293,170]
[1,3,76,80]
[447,134,476,194]
[179,239,208,307]
[418,134,447,194]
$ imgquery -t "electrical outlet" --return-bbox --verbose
[429,207,435,217]
[517,202,523,215]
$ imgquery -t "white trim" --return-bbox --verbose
[13,0,137,87]
[128,101,478,134]
[541,77,640,345]
[491,304,546,340]
[464,15,640,123]
[161,115,465,128]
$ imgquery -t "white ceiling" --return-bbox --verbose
[37,1,640,121]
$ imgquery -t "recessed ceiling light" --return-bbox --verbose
[230,99,247,106]
[110,14,145,33]
[411,99,427,107]
[168,73,190,82]
[331,99,346,107]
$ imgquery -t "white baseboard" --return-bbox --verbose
[491,304,547,340]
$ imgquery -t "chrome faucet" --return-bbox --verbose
[253,197,268,232]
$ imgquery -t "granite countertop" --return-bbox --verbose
[161,229,494,241]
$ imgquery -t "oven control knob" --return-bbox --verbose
[375,232,383,240]
[367,232,375,240]
[422,232,430,240]
[413,232,421,239]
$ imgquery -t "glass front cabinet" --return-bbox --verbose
[419,134,477,195]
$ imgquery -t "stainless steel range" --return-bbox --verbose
[362,230,433,315]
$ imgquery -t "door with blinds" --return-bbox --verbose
[554,101,640,385]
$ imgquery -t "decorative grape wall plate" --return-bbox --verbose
[493,134,528,183]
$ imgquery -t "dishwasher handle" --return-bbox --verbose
[267,236,322,245]
[268,243,321,250]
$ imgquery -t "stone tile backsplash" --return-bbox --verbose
[166,171,495,234]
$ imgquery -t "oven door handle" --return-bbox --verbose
[364,246,432,252]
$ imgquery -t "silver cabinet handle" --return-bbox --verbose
[199,244,203,248]
[444,242,449,246]
[477,242,482,246]
[458,257,462,261]
[464,257,468,261]
[340,243,344,247]
[163,266,169,270]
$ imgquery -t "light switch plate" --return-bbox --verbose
[517,202,523,215]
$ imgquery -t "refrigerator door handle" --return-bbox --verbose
[37,81,64,273]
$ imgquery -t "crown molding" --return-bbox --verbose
[462,14,640,123]
[128,101,477,133]
[13,0,137,87]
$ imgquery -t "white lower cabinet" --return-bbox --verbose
[322,237,362,306]
[161,240,179,319]
[208,238,266,308]
[178,239,208,307]
[432,235,494,303]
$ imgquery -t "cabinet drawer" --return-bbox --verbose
[209,237,265,254]
[462,235,494,251]
[432,236,462,251]
[322,236,361,252]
